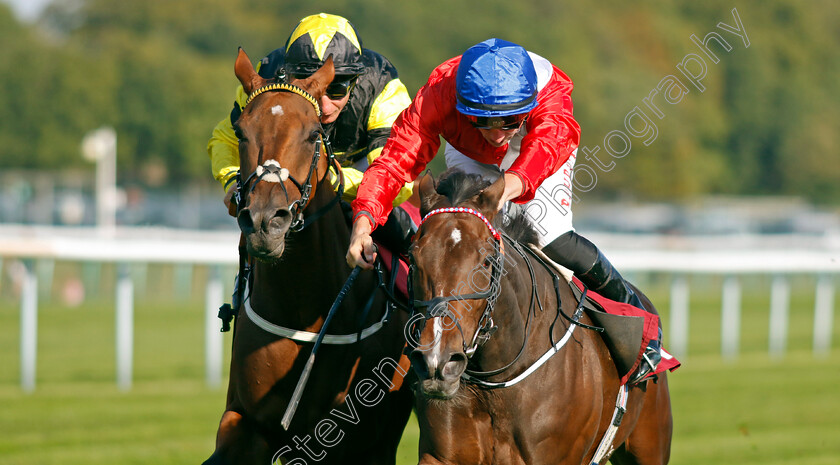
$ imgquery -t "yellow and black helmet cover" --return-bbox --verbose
[284,13,365,76]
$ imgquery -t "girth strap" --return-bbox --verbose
[241,281,388,344]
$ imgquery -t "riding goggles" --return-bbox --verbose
[292,74,358,100]
[465,113,528,130]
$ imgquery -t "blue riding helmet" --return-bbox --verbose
[455,38,538,117]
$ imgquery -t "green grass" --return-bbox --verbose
[667,353,840,464]
[0,265,838,464]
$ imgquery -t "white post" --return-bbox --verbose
[20,260,38,393]
[721,276,741,361]
[669,275,689,359]
[205,266,224,388]
[116,263,134,391]
[81,126,118,237]
[769,275,790,358]
[813,275,835,357]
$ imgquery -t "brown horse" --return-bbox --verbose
[407,171,673,465]
[202,49,413,465]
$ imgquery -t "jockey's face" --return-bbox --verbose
[479,126,522,147]
[464,113,528,148]
[292,72,355,125]
[320,92,351,124]
[318,74,357,124]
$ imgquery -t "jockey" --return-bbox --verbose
[346,38,661,384]
[207,13,416,250]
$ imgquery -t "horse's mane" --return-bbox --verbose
[436,169,491,206]
[435,169,540,247]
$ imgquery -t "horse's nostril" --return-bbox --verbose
[268,208,292,232]
[237,209,255,233]
[442,352,468,380]
[409,350,430,379]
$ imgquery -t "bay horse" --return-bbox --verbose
[407,171,673,465]
[202,49,413,464]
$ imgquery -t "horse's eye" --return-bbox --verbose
[308,130,320,143]
[234,127,246,142]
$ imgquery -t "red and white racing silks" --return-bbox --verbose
[352,53,581,229]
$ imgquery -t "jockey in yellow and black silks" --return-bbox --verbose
[207,13,414,212]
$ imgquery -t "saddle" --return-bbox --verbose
[528,246,680,385]
[572,280,681,384]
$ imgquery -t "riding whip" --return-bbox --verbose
[281,265,362,430]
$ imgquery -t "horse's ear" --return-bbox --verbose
[300,55,335,100]
[418,172,444,216]
[234,47,266,95]
[475,174,506,220]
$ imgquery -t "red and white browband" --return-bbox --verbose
[418,207,501,241]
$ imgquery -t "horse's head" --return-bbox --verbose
[408,172,506,399]
[232,48,335,261]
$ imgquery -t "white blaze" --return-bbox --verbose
[450,228,461,245]
[430,316,443,368]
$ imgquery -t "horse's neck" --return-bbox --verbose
[473,247,573,370]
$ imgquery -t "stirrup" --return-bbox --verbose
[630,344,662,384]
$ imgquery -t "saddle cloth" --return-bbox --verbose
[372,202,421,298]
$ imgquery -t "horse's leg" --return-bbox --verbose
[202,410,273,465]
[414,395,493,465]
[342,388,415,465]
[374,389,416,465]
[609,375,673,465]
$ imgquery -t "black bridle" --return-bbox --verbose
[235,82,343,232]
[410,207,506,356]
[408,206,603,382]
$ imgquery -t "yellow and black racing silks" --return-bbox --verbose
[206,35,413,205]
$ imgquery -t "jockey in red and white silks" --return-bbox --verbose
[443,51,577,246]
[349,47,580,238]
[346,38,661,385]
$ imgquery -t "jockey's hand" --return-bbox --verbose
[346,215,377,270]
[496,171,524,211]
[224,184,239,217]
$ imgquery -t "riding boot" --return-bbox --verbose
[543,231,661,383]
[542,231,642,306]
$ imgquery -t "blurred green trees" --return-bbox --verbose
[0,0,837,202]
